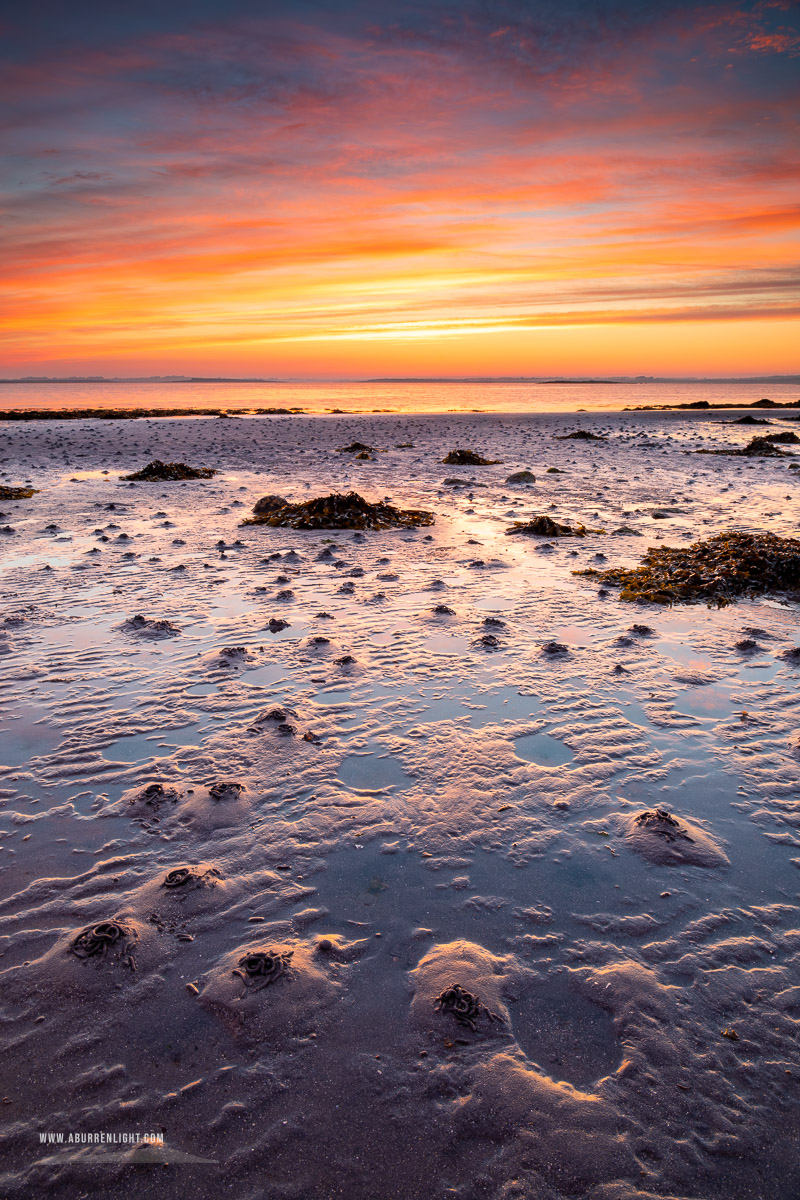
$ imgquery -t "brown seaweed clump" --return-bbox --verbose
[506,514,588,537]
[233,948,294,991]
[72,920,137,967]
[440,449,502,465]
[337,442,377,453]
[697,437,789,458]
[434,983,502,1032]
[120,460,217,481]
[764,431,800,444]
[243,491,434,530]
[578,530,800,606]
[0,485,39,500]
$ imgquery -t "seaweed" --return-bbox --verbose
[0,485,38,500]
[554,430,607,441]
[120,460,216,481]
[505,514,590,537]
[440,450,502,465]
[697,436,790,457]
[583,530,800,606]
[763,431,800,444]
[337,442,377,453]
[243,491,434,530]
[434,983,502,1032]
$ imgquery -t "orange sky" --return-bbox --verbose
[2,2,799,377]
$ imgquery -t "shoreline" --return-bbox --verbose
[2,398,800,420]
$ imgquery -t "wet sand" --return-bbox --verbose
[0,409,799,1199]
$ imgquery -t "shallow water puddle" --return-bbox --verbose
[240,662,289,687]
[337,742,414,791]
[0,707,63,766]
[102,724,206,762]
[473,595,515,611]
[552,623,599,647]
[422,634,471,656]
[509,977,620,1087]
[673,681,736,720]
[514,731,574,767]
[470,689,544,727]
[657,638,715,672]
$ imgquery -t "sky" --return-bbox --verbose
[1,0,799,378]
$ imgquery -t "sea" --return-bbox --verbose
[0,378,798,415]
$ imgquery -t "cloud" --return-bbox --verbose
[1,0,798,372]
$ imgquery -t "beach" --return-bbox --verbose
[1,407,799,1199]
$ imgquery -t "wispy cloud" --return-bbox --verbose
[1,0,798,374]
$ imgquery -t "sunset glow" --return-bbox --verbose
[2,1,799,377]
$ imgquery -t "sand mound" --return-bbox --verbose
[440,449,502,465]
[177,781,251,830]
[410,939,512,1035]
[133,862,227,916]
[120,614,180,638]
[243,490,434,530]
[200,932,367,1046]
[620,808,729,867]
[122,780,182,814]
[583,530,800,605]
[120,460,216,480]
[20,915,159,999]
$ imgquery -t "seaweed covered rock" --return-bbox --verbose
[440,449,502,466]
[120,460,216,481]
[698,437,789,458]
[337,442,377,453]
[252,493,288,516]
[243,491,434,530]
[554,431,607,441]
[0,485,39,500]
[583,530,800,606]
[764,431,800,444]
[506,514,588,537]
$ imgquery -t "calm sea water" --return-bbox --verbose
[0,379,797,414]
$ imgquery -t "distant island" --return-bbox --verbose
[364,375,800,384]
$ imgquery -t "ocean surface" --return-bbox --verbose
[1,378,798,413]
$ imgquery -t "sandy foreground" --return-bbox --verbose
[0,409,799,1200]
